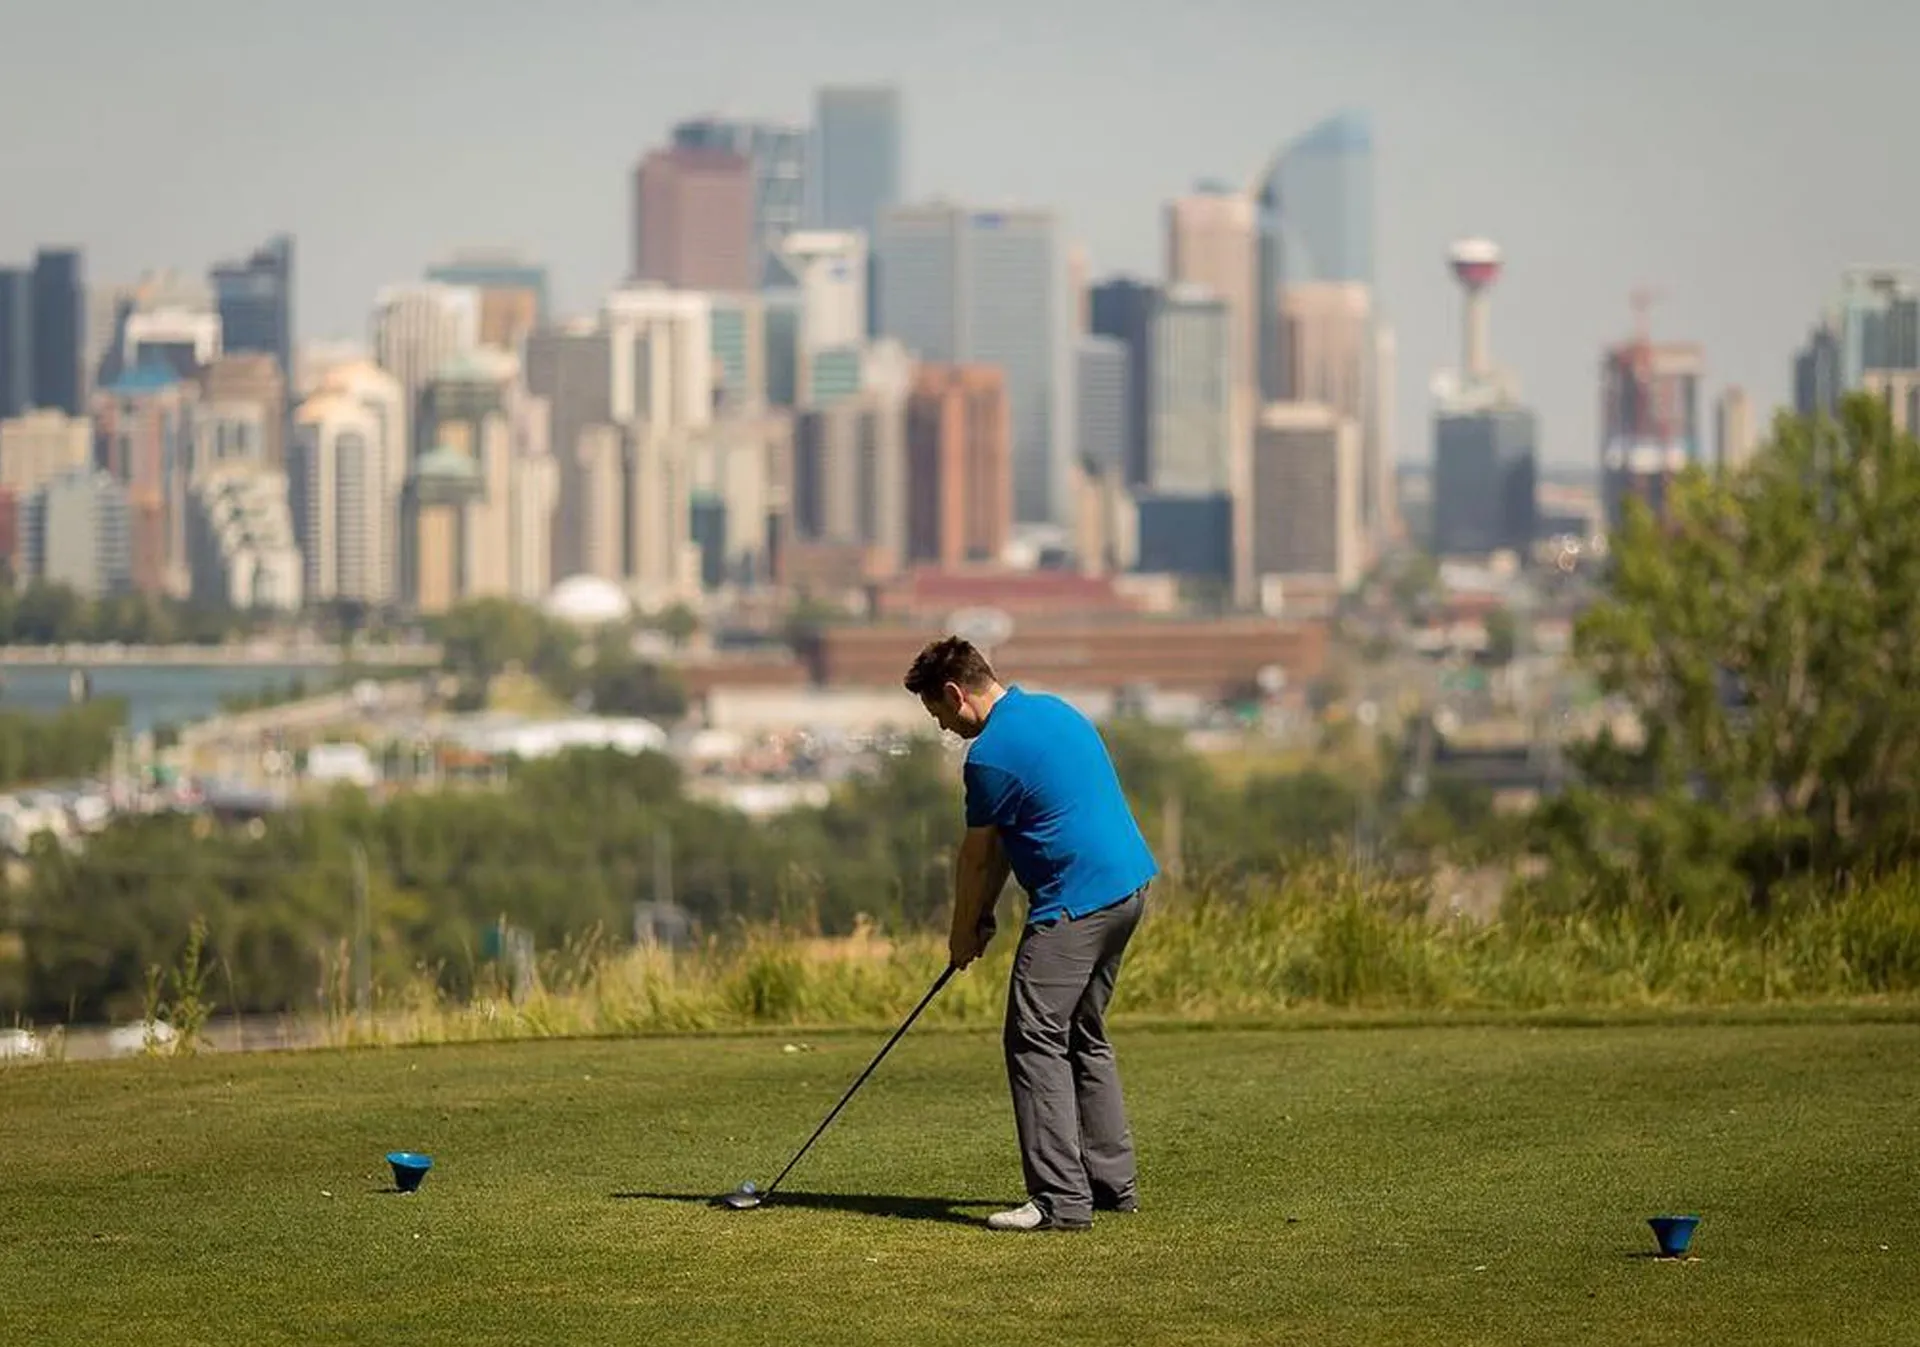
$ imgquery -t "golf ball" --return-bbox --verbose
[741,1181,757,1194]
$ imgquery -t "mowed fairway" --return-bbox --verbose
[3,1017,1918,1346]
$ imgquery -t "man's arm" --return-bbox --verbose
[949,824,1011,969]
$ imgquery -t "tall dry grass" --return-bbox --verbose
[313,860,1920,1048]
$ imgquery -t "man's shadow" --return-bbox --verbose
[613,1191,1005,1227]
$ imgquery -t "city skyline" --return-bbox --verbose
[1,0,1913,470]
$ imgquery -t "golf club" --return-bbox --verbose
[718,961,957,1210]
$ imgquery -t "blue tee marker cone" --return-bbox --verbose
[1648,1214,1700,1257]
[387,1151,433,1194]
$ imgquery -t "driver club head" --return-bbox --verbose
[715,1181,762,1210]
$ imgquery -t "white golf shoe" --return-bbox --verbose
[985,1200,1091,1232]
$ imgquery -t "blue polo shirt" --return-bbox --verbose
[963,686,1158,925]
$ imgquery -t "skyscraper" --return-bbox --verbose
[0,269,29,419]
[1089,277,1161,489]
[30,249,84,416]
[525,324,614,582]
[771,231,868,352]
[631,146,756,293]
[673,116,808,278]
[1794,322,1841,417]
[1150,285,1232,495]
[1714,387,1757,473]
[1600,336,1702,530]
[1432,240,1539,557]
[369,283,482,442]
[1075,335,1129,476]
[708,293,768,413]
[1253,402,1363,591]
[1834,268,1919,388]
[210,235,294,386]
[291,390,397,605]
[906,364,1011,569]
[1255,111,1373,401]
[1166,184,1257,412]
[878,202,1063,524]
[815,85,902,239]
[25,469,131,597]
[91,364,197,596]
[300,361,409,601]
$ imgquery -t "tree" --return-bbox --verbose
[653,603,699,649]
[1482,606,1517,665]
[436,597,572,683]
[1532,394,1920,914]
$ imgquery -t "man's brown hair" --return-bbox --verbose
[903,636,998,698]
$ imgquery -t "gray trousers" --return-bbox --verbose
[1003,887,1147,1223]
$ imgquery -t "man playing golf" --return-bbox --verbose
[903,636,1158,1232]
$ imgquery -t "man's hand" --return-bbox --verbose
[949,909,997,970]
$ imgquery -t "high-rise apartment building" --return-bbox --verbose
[905,364,1011,569]
[632,146,756,293]
[814,85,902,240]
[291,386,399,605]
[307,360,409,587]
[880,201,1063,524]
[210,236,294,388]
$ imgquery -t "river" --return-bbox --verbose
[0,664,340,734]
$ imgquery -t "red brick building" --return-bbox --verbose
[797,616,1329,697]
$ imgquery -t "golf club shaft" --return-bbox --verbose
[764,963,956,1197]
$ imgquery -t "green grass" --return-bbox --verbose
[4,1017,1918,1345]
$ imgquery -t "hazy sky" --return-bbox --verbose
[2,0,1914,468]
